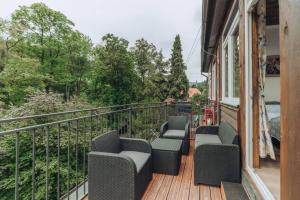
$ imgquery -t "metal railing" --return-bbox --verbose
[0,102,197,200]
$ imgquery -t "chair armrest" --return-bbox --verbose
[120,137,152,153]
[195,126,219,135]
[160,121,168,136]
[185,122,190,138]
[88,151,136,200]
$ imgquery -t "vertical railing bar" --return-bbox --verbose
[45,126,49,200]
[32,129,36,200]
[67,122,71,200]
[111,113,114,131]
[96,114,99,134]
[15,131,20,200]
[83,118,87,194]
[57,123,61,200]
[90,116,93,147]
[121,111,123,135]
[130,107,132,137]
[76,120,79,200]
[117,112,119,133]
[101,114,104,134]
[106,114,108,133]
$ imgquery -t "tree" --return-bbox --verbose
[89,34,139,105]
[62,31,92,100]
[147,50,169,101]
[169,35,189,100]
[0,56,47,106]
[10,3,74,93]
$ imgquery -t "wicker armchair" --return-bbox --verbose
[88,130,152,200]
[160,116,190,155]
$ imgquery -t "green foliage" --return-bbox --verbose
[0,92,93,200]
[131,39,170,102]
[0,56,47,106]
[169,35,189,100]
[88,34,138,105]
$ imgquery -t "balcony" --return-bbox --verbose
[1,102,218,200]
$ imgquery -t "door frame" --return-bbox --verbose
[244,1,275,199]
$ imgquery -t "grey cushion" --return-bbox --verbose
[163,130,185,139]
[218,122,239,145]
[92,131,120,153]
[151,138,182,151]
[195,134,222,147]
[168,116,187,130]
[120,151,151,173]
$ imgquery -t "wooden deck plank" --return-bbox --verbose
[200,185,211,200]
[142,174,159,199]
[154,175,173,200]
[210,186,222,200]
[142,174,165,200]
[189,143,200,200]
[177,148,194,200]
[166,156,187,200]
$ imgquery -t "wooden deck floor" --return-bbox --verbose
[141,140,222,200]
[83,138,223,200]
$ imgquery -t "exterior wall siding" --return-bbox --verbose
[220,104,239,131]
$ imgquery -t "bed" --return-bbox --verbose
[266,102,280,141]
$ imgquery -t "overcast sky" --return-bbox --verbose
[1,0,203,82]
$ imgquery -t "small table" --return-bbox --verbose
[151,138,182,175]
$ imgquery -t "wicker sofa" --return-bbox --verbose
[88,131,152,200]
[194,122,240,186]
[160,116,190,155]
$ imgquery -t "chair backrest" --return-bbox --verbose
[218,122,239,145]
[91,130,121,153]
[168,116,187,130]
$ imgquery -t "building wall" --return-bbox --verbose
[265,25,280,102]
[220,104,239,130]
[265,77,280,102]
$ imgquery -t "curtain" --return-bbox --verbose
[257,0,275,160]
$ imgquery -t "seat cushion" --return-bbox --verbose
[195,134,222,147]
[120,151,151,173]
[163,130,185,139]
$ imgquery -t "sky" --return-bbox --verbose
[1,0,203,82]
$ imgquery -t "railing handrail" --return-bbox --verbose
[0,102,163,124]
[0,104,169,136]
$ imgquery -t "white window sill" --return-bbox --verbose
[220,98,240,108]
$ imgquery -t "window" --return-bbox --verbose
[222,12,240,106]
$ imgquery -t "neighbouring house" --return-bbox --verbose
[201,0,300,199]
[188,87,201,99]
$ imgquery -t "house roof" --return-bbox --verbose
[201,0,233,73]
[188,88,201,98]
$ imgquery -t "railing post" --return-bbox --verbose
[15,132,20,200]
[130,106,133,137]
[164,103,167,121]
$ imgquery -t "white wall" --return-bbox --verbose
[265,77,280,102]
[265,25,280,102]
[266,25,279,56]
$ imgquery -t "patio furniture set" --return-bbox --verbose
[88,116,241,200]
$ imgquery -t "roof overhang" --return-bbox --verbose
[201,0,233,73]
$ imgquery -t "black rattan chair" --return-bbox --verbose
[160,116,190,155]
[88,130,152,200]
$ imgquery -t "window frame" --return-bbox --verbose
[221,12,240,107]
